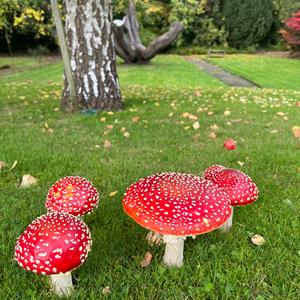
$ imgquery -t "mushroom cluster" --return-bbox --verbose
[15,176,99,297]
[123,172,232,267]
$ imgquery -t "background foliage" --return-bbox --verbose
[1,0,300,54]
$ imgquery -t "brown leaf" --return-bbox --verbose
[120,127,126,133]
[207,111,214,116]
[0,161,7,169]
[276,112,285,117]
[251,234,265,246]
[140,251,153,268]
[103,140,112,149]
[20,174,37,188]
[131,116,140,123]
[210,124,219,131]
[292,126,300,138]
[106,124,113,130]
[208,132,217,139]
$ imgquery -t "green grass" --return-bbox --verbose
[1,55,223,89]
[206,54,300,90]
[1,55,300,300]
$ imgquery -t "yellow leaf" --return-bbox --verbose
[109,191,118,197]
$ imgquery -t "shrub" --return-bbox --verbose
[280,11,300,50]
[220,0,274,49]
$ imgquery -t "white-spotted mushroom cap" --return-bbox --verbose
[122,173,232,236]
[46,176,99,216]
[203,166,259,206]
[202,165,226,181]
[15,212,92,275]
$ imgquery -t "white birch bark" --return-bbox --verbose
[63,0,122,110]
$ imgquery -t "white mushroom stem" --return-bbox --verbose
[220,207,233,233]
[49,272,74,297]
[162,235,186,267]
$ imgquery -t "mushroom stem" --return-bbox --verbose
[220,207,233,233]
[49,272,74,297]
[162,235,186,267]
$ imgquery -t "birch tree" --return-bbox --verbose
[52,0,122,111]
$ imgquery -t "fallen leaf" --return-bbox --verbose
[146,231,164,246]
[20,174,37,188]
[182,112,198,121]
[192,121,200,130]
[207,111,214,116]
[106,124,113,130]
[237,161,245,167]
[208,132,217,139]
[270,129,278,134]
[109,191,118,197]
[155,102,160,106]
[124,132,130,138]
[276,112,285,117]
[102,286,110,295]
[251,234,265,246]
[54,107,59,112]
[224,110,231,116]
[103,140,112,149]
[184,126,190,130]
[100,117,106,122]
[296,102,300,107]
[292,126,300,138]
[131,116,140,123]
[107,111,114,115]
[168,112,174,117]
[194,89,202,97]
[140,251,153,268]
[11,160,18,170]
[210,124,219,131]
[120,127,126,133]
[0,161,7,169]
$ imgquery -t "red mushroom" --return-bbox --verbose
[123,173,232,267]
[46,176,99,217]
[15,212,92,297]
[224,138,236,150]
[203,166,259,232]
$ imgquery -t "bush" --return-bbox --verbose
[280,11,300,50]
[220,0,274,49]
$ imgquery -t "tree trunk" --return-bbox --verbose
[63,0,122,111]
[4,28,13,56]
[113,2,183,64]
[51,0,78,112]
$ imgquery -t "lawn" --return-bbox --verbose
[0,55,300,300]
[205,54,300,90]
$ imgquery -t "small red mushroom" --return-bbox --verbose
[203,166,259,232]
[123,173,232,267]
[15,212,92,297]
[46,176,99,217]
[224,138,236,150]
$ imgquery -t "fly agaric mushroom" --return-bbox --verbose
[123,173,232,267]
[203,165,259,232]
[15,212,92,297]
[46,176,99,217]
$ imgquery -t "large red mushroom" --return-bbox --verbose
[203,165,259,232]
[46,176,99,217]
[15,212,92,297]
[123,173,232,267]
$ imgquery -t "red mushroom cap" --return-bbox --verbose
[224,138,236,150]
[122,173,232,236]
[203,167,259,206]
[203,165,226,181]
[46,176,99,216]
[15,212,92,275]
